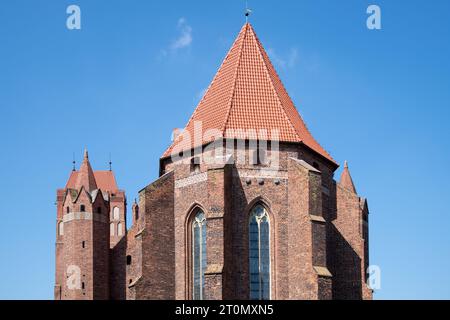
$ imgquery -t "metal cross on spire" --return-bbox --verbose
[72,152,76,171]
[245,0,252,22]
[109,153,112,171]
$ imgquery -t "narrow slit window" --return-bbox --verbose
[58,222,64,236]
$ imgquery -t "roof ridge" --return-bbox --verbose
[252,27,335,163]
[180,24,248,145]
[250,26,301,142]
[221,23,249,134]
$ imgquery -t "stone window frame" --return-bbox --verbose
[249,204,271,300]
[244,197,277,300]
[184,203,207,300]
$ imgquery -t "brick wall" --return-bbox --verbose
[134,172,176,299]
[331,183,372,300]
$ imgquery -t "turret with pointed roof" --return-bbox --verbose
[55,150,127,300]
[74,149,98,192]
[339,161,357,193]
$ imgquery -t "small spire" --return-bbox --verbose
[72,152,76,171]
[75,149,98,192]
[109,153,112,171]
[340,160,357,193]
[245,1,252,22]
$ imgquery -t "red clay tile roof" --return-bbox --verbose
[162,23,336,165]
[66,171,119,192]
[65,171,78,190]
[93,171,119,192]
[65,151,119,192]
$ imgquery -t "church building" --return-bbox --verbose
[54,23,371,300]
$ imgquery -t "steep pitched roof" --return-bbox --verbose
[75,150,98,192]
[339,161,357,193]
[162,23,336,165]
[65,150,119,192]
[66,171,118,192]
[93,171,118,192]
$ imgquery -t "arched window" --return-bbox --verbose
[110,223,115,236]
[117,222,123,236]
[113,207,120,220]
[192,210,207,300]
[58,221,64,236]
[249,204,271,300]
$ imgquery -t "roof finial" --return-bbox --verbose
[109,152,112,171]
[72,152,76,171]
[75,148,98,192]
[245,1,252,23]
[344,160,348,168]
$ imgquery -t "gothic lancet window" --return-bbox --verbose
[192,210,207,300]
[117,222,123,236]
[113,207,120,220]
[249,204,271,300]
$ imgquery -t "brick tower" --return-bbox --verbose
[54,150,126,300]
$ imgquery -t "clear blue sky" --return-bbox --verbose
[0,0,449,300]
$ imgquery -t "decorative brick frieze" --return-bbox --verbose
[63,212,108,224]
[175,172,208,189]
